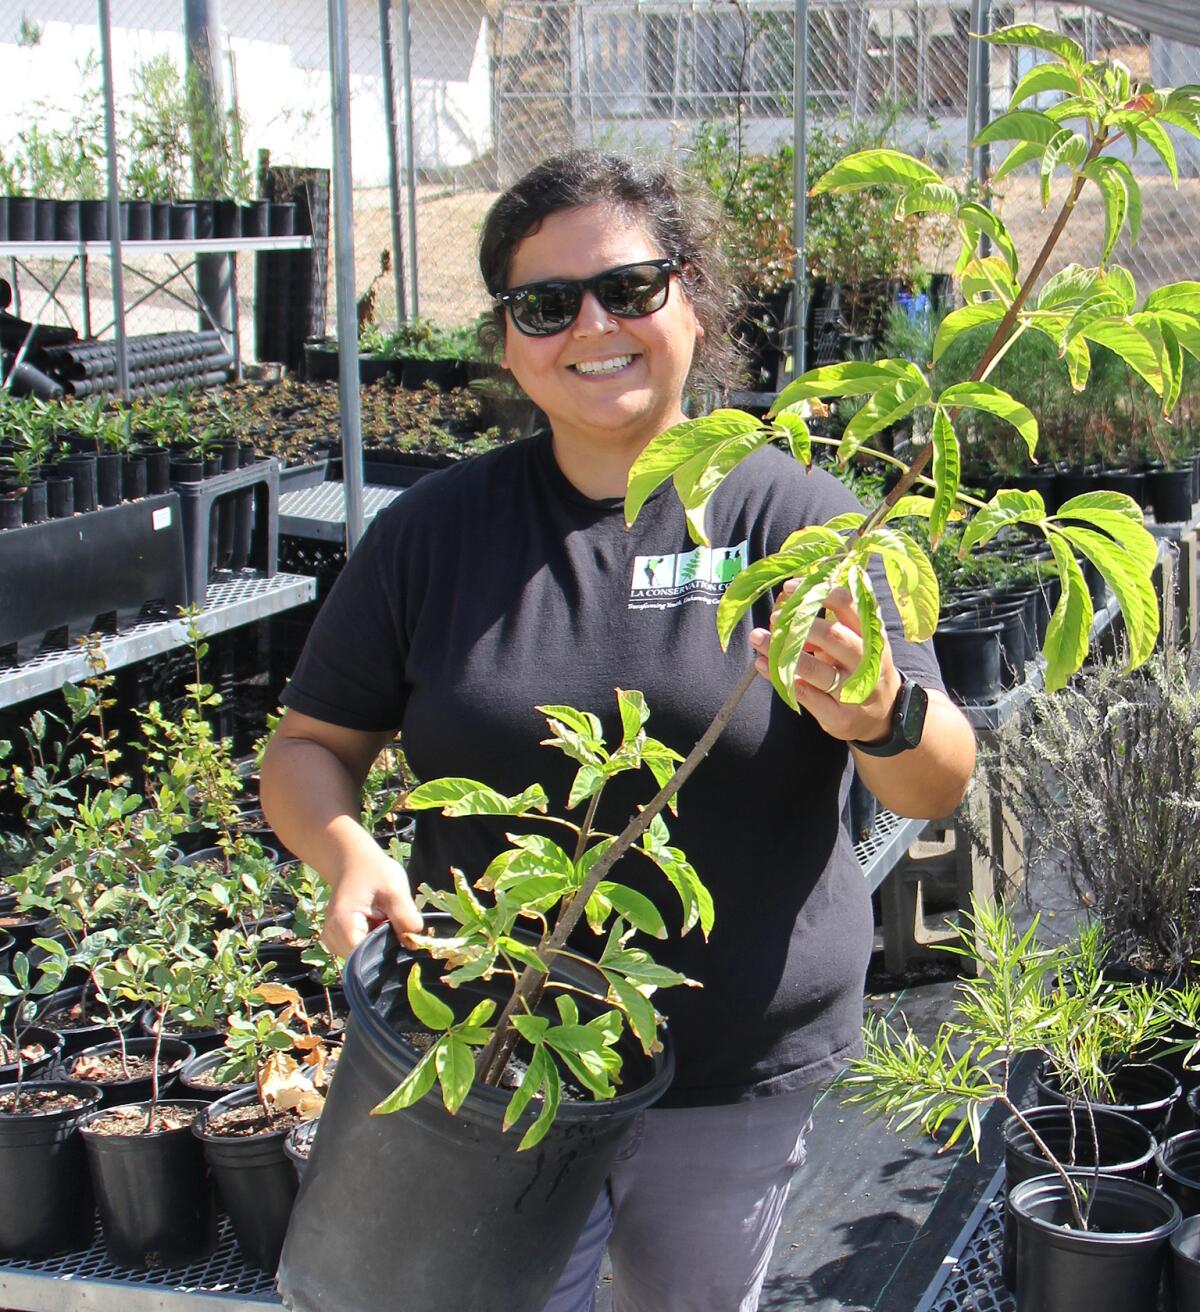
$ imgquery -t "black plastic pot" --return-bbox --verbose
[194,1087,298,1273]
[54,200,80,242]
[1158,1131,1200,1218]
[278,918,675,1312]
[22,477,47,524]
[268,201,296,236]
[242,200,271,238]
[7,196,35,241]
[192,199,215,239]
[69,1037,193,1109]
[1147,466,1194,525]
[125,200,151,241]
[169,203,197,241]
[0,1026,65,1085]
[151,200,171,240]
[60,453,98,514]
[1034,1061,1182,1136]
[169,456,205,483]
[0,494,21,531]
[80,199,108,242]
[122,454,148,501]
[96,452,123,507]
[401,358,469,391]
[140,1007,225,1056]
[1001,1105,1158,1291]
[36,986,133,1057]
[0,1080,103,1258]
[79,1099,216,1268]
[178,1048,251,1104]
[1009,1173,1179,1312]
[1171,1213,1200,1311]
[214,199,241,239]
[1005,1106,1158,1191]
[144,446,171,495]
[933,618,1004,704]
[35,198,56,241]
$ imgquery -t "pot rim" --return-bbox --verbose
[78,1097,209,1140]
[69,1035,194,1086]
[1002,1104,1157,1170]
[0,1078,103,1119]
[1157,1129,1200,1188]
[1009,1171,1182,1243]
[345,918,674,1125]
[191,1084,295,1144]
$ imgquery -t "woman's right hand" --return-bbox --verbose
[322,848,425,959]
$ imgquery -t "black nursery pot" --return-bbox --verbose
[933,618,1004,704]
[143,446,171,495]
[1009,1173,1179,1312]
[277,917,675,1312]
[213,199,241,238]
[169,203,197,241]
[140,1006,226,1056]
[1158,1131,1200,1218]
[60,452,98,514]
[80,199,108,242]
[178,1048,252,1104]
[96,451,124,507]
[0,1026,65,1086]
[284,1118,318,1182]
[1001,1105,1158,1291]
[122,454,148,501]
[151,200,171,240]
[1147,466,1194,525]
[69,1037,193,1109]
[1171,1214,1200,1312]
[22,477,48,525]
[54,200,80,242]
[125,199,151,241]
[6,196,36,241]
[1034,1060,1182,1136]
[0,494,21,531]
[0,1080,103,1258]
[194,1087,299,1273]
[37,986,133,1057]
[79,1099,217,1269]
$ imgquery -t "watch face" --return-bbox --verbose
[899,682,929,748]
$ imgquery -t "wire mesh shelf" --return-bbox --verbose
[278,481,405,542]
[916,1167,1015,1312]
[855,807,929,892]
[0,1217,280,1311]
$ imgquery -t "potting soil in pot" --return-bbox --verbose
[84,1103,199,1135]
[72,1052,173,1084]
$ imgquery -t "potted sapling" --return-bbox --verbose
[79,917,218,1269]
[68,869,195,1107]
[194,982,333,1273]
[838,900,1182,1310]
[0,940,103,1260]
[279,692,710,1311]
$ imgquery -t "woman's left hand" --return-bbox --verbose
[749,584,900,745]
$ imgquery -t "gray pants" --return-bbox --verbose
[543,1086,820,1312]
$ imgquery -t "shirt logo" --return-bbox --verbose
[629,540,749,610]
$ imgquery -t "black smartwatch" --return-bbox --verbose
[851,675,928,757]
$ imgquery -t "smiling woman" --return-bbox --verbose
[260,150,974,1312]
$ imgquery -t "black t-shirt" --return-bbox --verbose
[283,433,945,1106]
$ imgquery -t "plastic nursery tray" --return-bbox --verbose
[916,1167,1014,1312]
[0,1217,280,1311]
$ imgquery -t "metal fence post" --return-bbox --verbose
[97,0,129,400]
[791,0,810,382]
[328,0,365,549]
[379,0,409,323]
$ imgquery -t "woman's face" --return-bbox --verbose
[499,203,702,460]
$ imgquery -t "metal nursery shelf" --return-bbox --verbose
[914,1165,1012,1312]
[279,481,405,543]
[0,573,316,709]
[0,1219,280,1312]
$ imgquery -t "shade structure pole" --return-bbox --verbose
[97,0,129,399]
[791,0,810,381]
[327,0,365,549]
[396,0,420,316]
[379,0,408,321]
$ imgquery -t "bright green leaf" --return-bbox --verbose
[932,302,1006,364]
[986,23,1085,73]
[810,148,941,195]
[372,1041,440,1114]
[938,382,1038,458]
[973,109,1061,147]
[407,964,455,1031]
[929,407,961,543]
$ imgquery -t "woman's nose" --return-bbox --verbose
[572,289,617,336]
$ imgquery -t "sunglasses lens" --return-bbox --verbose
[512,283,580,335]
[597,264,671,317]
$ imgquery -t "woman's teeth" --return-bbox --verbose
[574,355,634,376]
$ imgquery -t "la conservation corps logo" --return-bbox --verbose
[628,540,748,610]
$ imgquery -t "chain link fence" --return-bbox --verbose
[0,1,1196,358]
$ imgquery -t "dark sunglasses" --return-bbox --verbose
[493,259,680,337]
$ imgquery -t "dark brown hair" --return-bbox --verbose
[478,150,742,395]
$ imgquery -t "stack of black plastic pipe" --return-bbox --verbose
[40,331,234,397]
